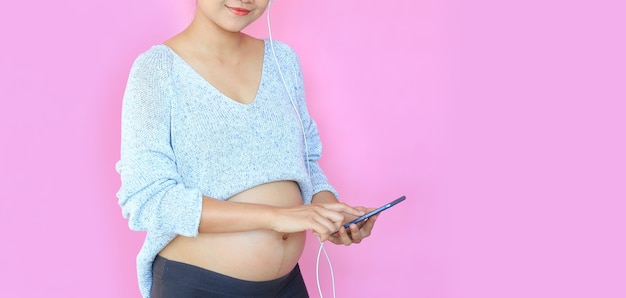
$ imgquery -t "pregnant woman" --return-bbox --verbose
[116,0,378,297]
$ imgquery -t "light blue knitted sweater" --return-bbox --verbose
[116,40,338,297]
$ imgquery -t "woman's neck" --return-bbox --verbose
[175,24,244,58]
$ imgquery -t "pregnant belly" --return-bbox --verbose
[158,181,306,281]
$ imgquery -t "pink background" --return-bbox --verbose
[1,0,624,297]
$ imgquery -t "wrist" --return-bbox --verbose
[262,205,282,231]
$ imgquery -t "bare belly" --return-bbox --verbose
[158,181,306,281]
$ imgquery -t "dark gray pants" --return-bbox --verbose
[150,255,309,298]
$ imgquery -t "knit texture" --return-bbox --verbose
[116,40,338,297]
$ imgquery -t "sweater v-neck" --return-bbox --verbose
[159,40,268,107]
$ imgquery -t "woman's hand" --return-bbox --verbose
[271,203,364,242]
[327,206,379,246]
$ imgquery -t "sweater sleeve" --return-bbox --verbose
[280,42,340,200]
[115,49,203,237]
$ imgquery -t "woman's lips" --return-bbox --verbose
[228,7,251,16]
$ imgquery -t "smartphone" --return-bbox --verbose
[333,196,406,234]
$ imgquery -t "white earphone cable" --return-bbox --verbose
[266,1,311,179]
[267,3,336,298]
[316,238,337,298]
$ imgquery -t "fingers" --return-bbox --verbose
[359,213,378,238]
[306,203,361,240]
[339,225,358,245]
[328,213,379,246]
[313,205,347,225]
[310,221,335,242]
[272,204,344,237]
[320,203,365,217]
[307,205,349,240]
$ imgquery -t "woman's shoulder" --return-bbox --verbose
[265,38,301,66]
[130,44,175,73]
[266,39,296,53]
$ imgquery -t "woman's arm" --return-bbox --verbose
[198,195,364,242]
[117,50,204,237]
